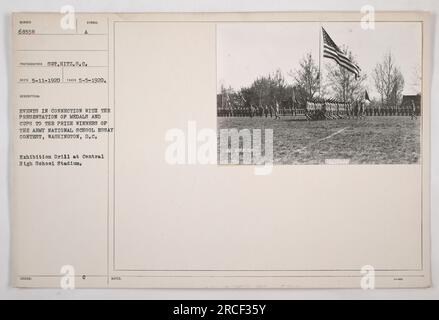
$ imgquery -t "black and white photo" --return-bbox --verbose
[217,22,422,164]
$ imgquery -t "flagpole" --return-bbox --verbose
[318,24,322,98]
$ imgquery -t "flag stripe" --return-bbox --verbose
[323,51,359,75]
[323,44,360,73]
[323,44,351,61]
[323,45,360,75]
[323,50,360,74]
[323,50,360,76]
[323,52,358,74]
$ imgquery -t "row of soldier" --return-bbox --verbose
[217,104,283,118]
[217,101,419,118]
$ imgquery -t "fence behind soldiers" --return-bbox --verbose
[217,99,421,120]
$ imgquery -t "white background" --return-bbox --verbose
[0,0,437,299]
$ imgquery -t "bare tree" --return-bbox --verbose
[240,70,288,107]
[391,68,404,107]
[325,48,366,102]
[373,51,405,107]
[374,63,386,106]
[289,53,320,100]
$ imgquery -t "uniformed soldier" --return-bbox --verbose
[411,100,417,120]
[274,101,281,119]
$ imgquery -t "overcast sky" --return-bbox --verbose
[217,22,422,98]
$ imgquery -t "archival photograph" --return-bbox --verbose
[217,22,422,165]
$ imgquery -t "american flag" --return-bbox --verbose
[322,27,360,79]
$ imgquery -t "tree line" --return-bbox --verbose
[218,50,408,110]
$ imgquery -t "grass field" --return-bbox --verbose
[217,116,420,164]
